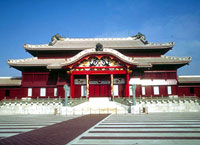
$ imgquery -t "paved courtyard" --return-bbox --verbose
[0,113,200,145]
[0,115,81,140]
[69,113,200,145]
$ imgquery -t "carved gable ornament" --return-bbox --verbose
[77,56,122,67]
[96,43,103,51]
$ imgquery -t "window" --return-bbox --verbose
[64,85,71,97]
[153,86,159,95]
[167,86,172,95]
[142,86,146,95]
[40,88,46,96]
[28,88,32,96]
[81,85,86,96]
[68,86,71,96]
[130,85,137,96]
[129,86,132,96]
[190,87,194,94]
[5,90,10,96]
[114,85,119,96]
[54,88,57,96]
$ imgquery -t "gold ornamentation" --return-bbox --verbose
[77,56,122,67]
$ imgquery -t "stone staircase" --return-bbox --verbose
[1,97,200,115]
[61,97,129,115]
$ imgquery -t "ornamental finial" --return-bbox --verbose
[49,33,64,46]
[96,43,103,51]
[131,32,148,44]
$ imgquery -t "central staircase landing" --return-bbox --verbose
[89,97,110,105]
[62,97,129,115]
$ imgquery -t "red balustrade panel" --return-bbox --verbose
[74,85,81,98]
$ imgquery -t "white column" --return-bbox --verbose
[111,74,114,100]
[86,74,89,99]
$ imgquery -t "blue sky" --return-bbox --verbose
[0,0,200,77]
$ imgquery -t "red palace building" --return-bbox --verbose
[0,33,200,100]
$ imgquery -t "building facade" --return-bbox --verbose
[0,33,200,100]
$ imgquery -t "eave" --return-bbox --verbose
[8,48,191,71]
[0,77,21,86]
[178,76,200,84]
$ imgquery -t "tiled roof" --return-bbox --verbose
[8,57,66,67]
[178,76,200,84]
[24,37,174,51]
[135,55,191,67]
[8,48,191,69]
[0,77,21,86]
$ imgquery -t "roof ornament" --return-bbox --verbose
[96,43,103,51]
[131,32,148,44]
[49,33,64,46]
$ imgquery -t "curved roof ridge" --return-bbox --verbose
[57,48,138,68]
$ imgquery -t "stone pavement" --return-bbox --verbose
[0,114,108,145]
[69,113,200,145]
[0,115,80,140]
[1,113,200,145]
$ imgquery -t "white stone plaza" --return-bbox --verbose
[1,113,200,145]
[69,113,200,145]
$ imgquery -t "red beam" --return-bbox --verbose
[74,66,125,69]
[71,70,127,75]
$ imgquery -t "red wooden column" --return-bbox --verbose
[70,74,74,98]
[125,73,130,98]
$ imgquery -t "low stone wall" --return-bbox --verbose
[132,100,200,114]
[0,98,129,115]
[0,99,199,115]
[0,103,62,115]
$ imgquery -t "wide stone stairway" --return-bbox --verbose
[0,97,200,115]
[61,97,129,115]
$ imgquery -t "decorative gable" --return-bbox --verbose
[77,56,123,67]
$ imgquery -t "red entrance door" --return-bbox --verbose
[89,75,111,97]
[89,84,110,97]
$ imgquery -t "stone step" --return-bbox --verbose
[89,97,110,103]
[72,97,129,114]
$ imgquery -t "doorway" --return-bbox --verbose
[89,75,111,97]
